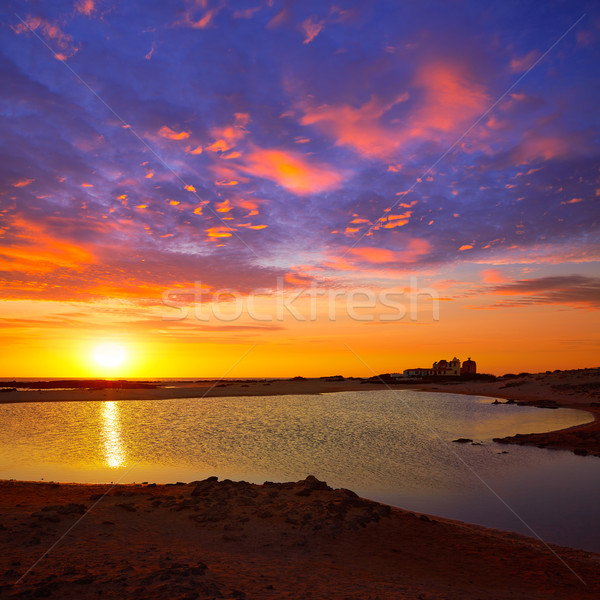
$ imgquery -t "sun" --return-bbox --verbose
[92,342,128,369]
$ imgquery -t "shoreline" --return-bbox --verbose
[2,370,600,456]
[1,476,599,599]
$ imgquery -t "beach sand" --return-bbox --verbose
[1,476,599,599]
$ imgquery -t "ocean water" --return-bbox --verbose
[1,390,599,552]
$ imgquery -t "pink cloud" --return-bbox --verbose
[75,0,95,17]
[301,16,325,44]
[509,50,540,73]
[410,62,489,136]
[300,61,488,160]
[300,94,409,159]
[511,131,587,164]
[346,238,432,265]
[12,16,79,59]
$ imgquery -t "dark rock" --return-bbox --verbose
[116,503,137,512]
[452,438,473,443]
[335,488,359,499]
[297,475,331,491]
[57,503,87,515]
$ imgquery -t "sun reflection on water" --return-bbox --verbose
[102,402,125,468]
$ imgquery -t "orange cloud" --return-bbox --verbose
[349,247,396,263]
[12,179,34,188]
[241,148,343,195]
[0,218,95,273]
[187,145,203,155]
[216,199,232,213]
[207,113,249,152]
[158,126,191,140]
[206,226,236,238]
[184,185,197,193]
[379,211,412,229]
[459,244,473,251]
[481,269,508,283]
[206,139,231,153]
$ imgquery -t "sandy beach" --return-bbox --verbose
[1,476,599,599]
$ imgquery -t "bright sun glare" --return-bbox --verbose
[92,342,128,369]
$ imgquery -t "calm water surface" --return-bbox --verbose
[1,390,599,552]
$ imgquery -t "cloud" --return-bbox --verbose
[240,148,344,195]
[158,126,191,140]
[75,0,95,17]
[174,3,222,29]
[299,60,488,160]
[206,113,249,153]
[301,16,325,44]
[410,61,489,137]
[300,94,409,160]
[0,217,96,273]
[489,276,600,308]
[12,16,79,59]
[509,50,540,73]
[12,179,34,188]
[348,247,396,263]
[481,269,508,283]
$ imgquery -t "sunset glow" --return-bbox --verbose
[92,342,128,370]
[0,1,598,377]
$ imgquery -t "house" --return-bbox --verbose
[403,367,434,377]
[461,357,477,374]
[432,357,461,376]
[403,357,476,377]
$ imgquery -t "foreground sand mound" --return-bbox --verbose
[1,477,599,599]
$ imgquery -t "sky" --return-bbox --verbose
[0,0,599,378]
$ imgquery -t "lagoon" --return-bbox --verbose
[1,390,599,551]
